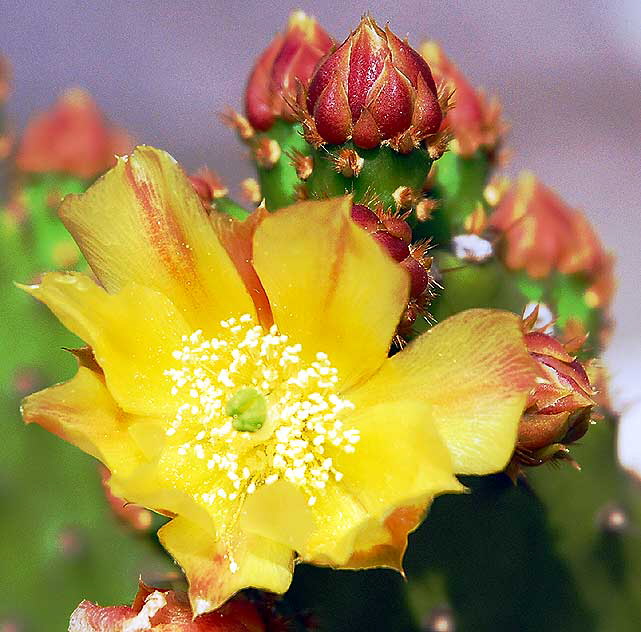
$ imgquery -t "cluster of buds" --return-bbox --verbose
[508,306,597,478]
[351,203,434,338]
[488,172,615,310]
[15,88,132,180]
[421,41,507,159]
[245,11,333,131]
[297,16,443,153]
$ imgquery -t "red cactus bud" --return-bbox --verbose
[401,254,430,298]
[488,173,614,310]
[302,16,442,150]
[69,581,266,631]
[245,11,333,131]
[511,311,597,472]
[351,203,381,232]
[373,230,410,262]
[15,89,132,179]
[421,41,507,157]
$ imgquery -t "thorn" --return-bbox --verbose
[289,150,314,180]
[422,605,456,632]
[426,127,454,160]
[330,148,364,177]
[483,175,510,206]
[415,197,439,222]
[253,138,281,169]
[463,203,487,235]
[240,178,262,206]
[597,503,629,534]
[392,186,416,211]
[219,108,254,141]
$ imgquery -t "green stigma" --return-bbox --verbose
[226,387,267,432]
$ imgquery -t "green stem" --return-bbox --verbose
[212,196,250,220]
[305,143,432,212]
[417,150,491,245]
[254,120,309,211]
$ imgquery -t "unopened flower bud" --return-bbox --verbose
[489,173,608,281]
[245,11,333,131]
[301,16,442,150]
[15,89,132,179]
[511,309,597,472]
[373,230,410,262]
[401,253,431,298]
[383,216,412,244]
[421,41,507,157]
[351,203,381,233]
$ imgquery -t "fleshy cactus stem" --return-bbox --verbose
[254,119,310,210]
[420,149,492,244]
[304,142,433,213]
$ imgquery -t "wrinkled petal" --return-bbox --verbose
[59,146,255,330]
[22,271,190,416]
[348,309,538,474]
[301,400,462,566]
[253,196,409,390]
[21,366,144,476]
[158,516,294,615]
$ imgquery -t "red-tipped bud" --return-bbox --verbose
[401,254,430,298]
[15,89,132,179]
[421,41,507,157]
[511,310,597,473]
[301,17,442,150]
[245,11,333,131]
[488,173,614,309]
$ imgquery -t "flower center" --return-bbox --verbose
[164,314,358,509]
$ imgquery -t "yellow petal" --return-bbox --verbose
[252,197,409,390]
[21,366,144,476]
[240,480,315,551]
[59,146,255,329]
[349,309,538,475]
[302,400,462,566]
[346,504,428,571]
[158,516,294,615]
[22,272,190,416]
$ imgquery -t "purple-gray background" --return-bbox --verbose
[2,1,640,463]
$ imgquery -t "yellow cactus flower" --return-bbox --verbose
[21,147,536,615]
